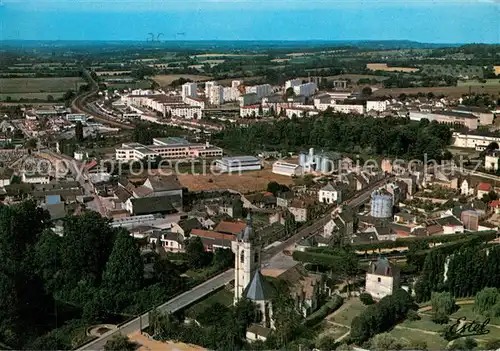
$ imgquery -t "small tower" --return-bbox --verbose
[232,213,259,303]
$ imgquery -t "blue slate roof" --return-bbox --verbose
[244,270,274,301]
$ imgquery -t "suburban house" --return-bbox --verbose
[476,182,492,200]
[189,229,235,252]
[323,207,354,238]
[214,220,247,236]
[0,168,14,187]
[365,257,401,299]
[171,217,202,237]
[318,182,341,204]
[288,199,312,223]
[149,230,184,252]
[276,191,294,208]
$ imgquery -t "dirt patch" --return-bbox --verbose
[366,63,419,73]
[152,74,213,86]
[176,168,293,193]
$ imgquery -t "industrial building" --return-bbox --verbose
[66,113,88,123]
[272,161,303,177]
[370,190,393,219]
[452,132,500,151]
[298,148,342,174]
[115,137,223,161]
[216,156,262,173]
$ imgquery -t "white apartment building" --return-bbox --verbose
[293,82,317,97]
[285,107,319,119]
[240,105,261,118]
[167,104,202,119]
[452,132,500,150]
[285,78,302,90]
[333,104,365,114]
[223,87,240,102]
[272,161,303,177]
[115,137,223,161]
[181,82,198,100]
[205,81,216,99]
[209,85,224,106]
[184,96,206,109]
[245,84,272,99]
[366,100,388,112]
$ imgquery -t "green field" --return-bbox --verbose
[0,92,65,101]
[0,77,86,94]
[389,327,448,350]
[328,298,366,327]
[457,79,500,87]
[184,288,233,318]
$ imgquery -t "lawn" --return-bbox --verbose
[0,77,86,94]
[0,92,65,101]
[184,288,233,318]
[328,298,366,327]
[457,79,500,87]
[388,327,448,350]
[317,322,350,341]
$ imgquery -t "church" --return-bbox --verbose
[232,214,328,342]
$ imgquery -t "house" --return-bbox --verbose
[318,182,341,204]
[0,168,14,187]
[171,217,202,237]
[22,172,50,184]
[276,191,294,208]
[323,207,354,238]
[477,182,492,200]
[394,212,417,225]
[242,192,277,209]
[288,200,310,223]
[365,257,401,300]
[214,220,247,236]
[432,215,464,234]
[362,226,398,241]
[126,196,179,216]
[460,178,474,196]
[218,197,243,218]
[490,200,500,214]
[149,230,184,252]
[189,229,235,251]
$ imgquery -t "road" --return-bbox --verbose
[77,269,235,351]
[72,70,134,130]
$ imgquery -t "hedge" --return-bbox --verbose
[305,295,344,327]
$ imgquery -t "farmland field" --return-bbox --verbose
[366,63,419,73]
[457,79,500,87]
[0,77,85,94]
[0,92,65,101]
[152,74,212,86]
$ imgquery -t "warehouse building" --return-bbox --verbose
[272,161,303,177]
[216,156,262,173]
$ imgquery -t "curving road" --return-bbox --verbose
[72,70,134,130]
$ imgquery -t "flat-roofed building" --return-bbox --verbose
[452,132,500,150]
[115,138,223,161]
[272,161,303,177]
[452,105,494,125]
[216,156,262,173]
[66,113,88,122]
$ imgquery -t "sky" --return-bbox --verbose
[0,0,499,43]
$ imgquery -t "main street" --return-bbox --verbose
[78,174,394,350]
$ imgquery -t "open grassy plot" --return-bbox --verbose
[389,327,448,350]
[457,79,500,87]
[328,298,366,327]
[318,322,350,340]
[184,288,233,318]
[0,92,65,101]
[373,85,500,98]
[0,77,85,94]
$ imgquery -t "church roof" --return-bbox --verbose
[244,270,274,301]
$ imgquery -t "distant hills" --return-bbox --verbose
[0,39,467,51]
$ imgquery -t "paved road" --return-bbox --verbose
[77,269,235,351]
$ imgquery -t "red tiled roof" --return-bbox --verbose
[489,200,500,208]
[190,229,235,241]
[477,182,492,192]
[426,224,443,235]
[214,221,247,235]
[85,160,98,170]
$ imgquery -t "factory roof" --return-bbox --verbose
[220,156,260,163]
[437,111,477,119]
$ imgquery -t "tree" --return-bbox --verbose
[102,230,144,295]
[284,210,297,237]
[75,121,84,142]
[370,333,408,351]
[361,87,372,96]
[33,230,62,293]
[185,236,209,269]
[474,287,500,317]
[447,337,477,351]
[285,87,295,97]
[103,334,136,351]
[212,248,234,270]
[60,212,116,291]
[25,138,37,149]
[359,292,375,305]
[431,291,456,324]
[46,94,54,102]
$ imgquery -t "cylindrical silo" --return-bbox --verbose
[371,191,393,219]
[321,157,330,173]
[299,153,307,167]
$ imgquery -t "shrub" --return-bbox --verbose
[359,293,375,306]
[305,295,344,327]
[407,309,421,321]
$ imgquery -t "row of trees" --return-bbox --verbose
[212,114,452,161]
[415,244,500,303]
